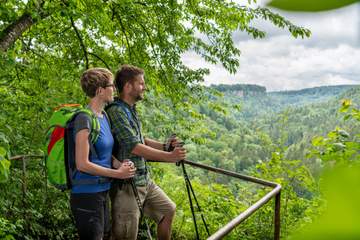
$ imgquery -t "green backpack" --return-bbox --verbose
[45,104,101,190]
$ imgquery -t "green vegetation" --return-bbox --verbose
[2,83,360,239]
[1,1,359,239]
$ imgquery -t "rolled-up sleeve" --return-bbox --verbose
[106,105,141,154]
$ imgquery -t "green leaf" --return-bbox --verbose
[312,136,324,146]
[0,146,10,183]
[0,146,6,158]
[232,104,241,111]
[343,114,352,121]
[337,129,350,138]
[332,142,345,151]
[0,159,10,183]
[268,0,360,12]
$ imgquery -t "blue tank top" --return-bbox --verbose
[71,114,114,194]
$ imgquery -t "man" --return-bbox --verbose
[106,64,186,240]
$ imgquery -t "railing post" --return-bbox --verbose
[21,156,29,232]
[21,156,27,195]
[274,192,281,240]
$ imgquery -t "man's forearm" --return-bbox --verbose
[132,143,173,162]
[144,138,163,150]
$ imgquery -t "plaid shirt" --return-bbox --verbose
[106,99,149,186]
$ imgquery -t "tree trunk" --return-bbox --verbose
[0,13,35,52]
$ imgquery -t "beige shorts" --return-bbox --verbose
[110,180,176,240]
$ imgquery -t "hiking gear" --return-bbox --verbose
[130,179,153,240]
[164,134,176,152]
[179,160,210,239]
[45,104,109,190]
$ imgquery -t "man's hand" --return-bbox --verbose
[165,134,184,152]
[168,146,186,162]
[170,137,180,149]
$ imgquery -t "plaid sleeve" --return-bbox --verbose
[106,105,141,153]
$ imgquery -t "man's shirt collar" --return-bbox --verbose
[114,97,136,110]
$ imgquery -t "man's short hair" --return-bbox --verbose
[80,68,113,98]
[115,64,144,93]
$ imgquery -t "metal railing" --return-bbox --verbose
[9,154,44,195]
[181,160,281,240]
[9,155,281,239]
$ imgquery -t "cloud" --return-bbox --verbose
[182,38,360,91]
[233,2,359,47]
[182,2,360,91]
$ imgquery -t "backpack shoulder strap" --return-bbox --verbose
[122,107,132,123]
[105,101,133,127]
[71,110,99,159]
[77,108,100,144]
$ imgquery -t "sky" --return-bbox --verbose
[181,1,360,91]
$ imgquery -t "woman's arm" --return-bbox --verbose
[75,129,136,179]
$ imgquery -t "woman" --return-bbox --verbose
[70,67,135,240]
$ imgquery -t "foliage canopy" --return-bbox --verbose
[1,0,310,101]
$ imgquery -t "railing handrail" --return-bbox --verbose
[10,154,43,161]
[156,159,282,240]
[9,155,281,239]
[183,159,279,187]
[151,160,281,240]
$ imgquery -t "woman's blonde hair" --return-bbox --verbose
[80,68,113,97]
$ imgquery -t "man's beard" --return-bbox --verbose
[134,92,144,101]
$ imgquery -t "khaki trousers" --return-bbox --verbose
[110,180,176,240]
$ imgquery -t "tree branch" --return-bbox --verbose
[88,52,110,69]
[20,39,45,60]
[0,0,56,52]
[114,11,133,61]
[0,13,35,52]
[131,15,173,89]
[70,16,89,69]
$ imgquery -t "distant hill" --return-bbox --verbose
[209,84,360,119]
[198,85,360,168]
[210,84,266,97]
[210,83,358,99]
[268,85,359,106]
[270,85,359,95]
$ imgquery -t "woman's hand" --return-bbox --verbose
[112,156,122,169]
[112,158,136,179]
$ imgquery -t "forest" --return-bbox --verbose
[1,0,360,239]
